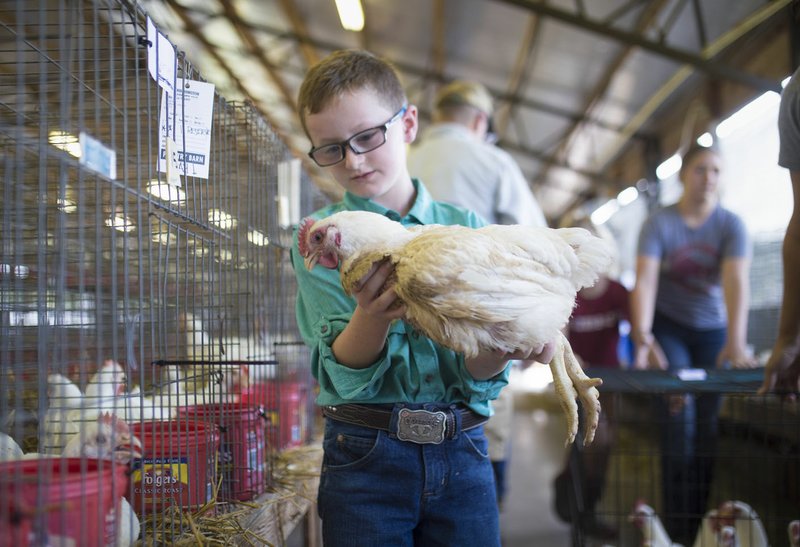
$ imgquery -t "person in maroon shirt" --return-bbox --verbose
[569,277,630,369]
[553,220,630,541]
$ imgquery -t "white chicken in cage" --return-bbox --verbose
[64,413,142,547]
[43,360,177,454]
[629,500,683,547]
[177,310,275,394]
[693,500,768,547]
[42,372,92,454]
[0,431,24,461]
[3,413,142,546]
[789,520,800,547]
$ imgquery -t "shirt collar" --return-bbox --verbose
[342,178,437,226]
[420,122,479,142]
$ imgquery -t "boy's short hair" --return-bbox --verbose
[297,49,407,136]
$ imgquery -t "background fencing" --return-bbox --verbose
[1,0,323,543]
[564,369,799,547]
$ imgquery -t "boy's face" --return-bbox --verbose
[305,88,417,207]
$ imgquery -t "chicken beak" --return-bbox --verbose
[304,251,320,270]
[131,435,143,452]
[114,434,144,463]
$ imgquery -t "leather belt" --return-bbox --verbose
[322,403,488,444]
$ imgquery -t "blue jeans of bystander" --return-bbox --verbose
[652,312,727,545]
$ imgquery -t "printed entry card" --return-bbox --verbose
[158,79,216,181]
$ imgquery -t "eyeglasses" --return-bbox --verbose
[308,105,408,167]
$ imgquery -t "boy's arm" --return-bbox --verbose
[465,342,556,380]
[331,260,406,368]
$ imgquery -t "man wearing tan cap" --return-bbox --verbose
[408,80,546,227]
[409,80,546,512]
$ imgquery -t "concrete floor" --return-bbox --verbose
[499,405,574,547]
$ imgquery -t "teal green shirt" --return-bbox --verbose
[290,179,509,417]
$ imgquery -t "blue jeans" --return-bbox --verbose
[652,312,726,545]
[317,405,500,547]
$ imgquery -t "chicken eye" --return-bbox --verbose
[96,433,107,445]
[312,232,323,243]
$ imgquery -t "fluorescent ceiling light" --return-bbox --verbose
[335,0,364,31]
[0,264,30,279]
[696,132,714,147]
[208,208,238,230]
[152,231,171,245]
[217,249,233,263]
[147,180,186,204]
[656,153,682,180]
[49,130,81,158]
[590,200,620,225]
[105,213,135,233]
[616,186,638,206]
[57,197,77,214]
[716,90,781,139]
[247,229,269,247]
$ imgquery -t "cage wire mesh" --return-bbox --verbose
[1,0,318,544]
[562,369,799,547]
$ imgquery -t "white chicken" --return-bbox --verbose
[789,520,800,547]
[62,412,142,462]
[176,311,262,397]
[629,500,684,547]
[45,361,176,454]
[41,373,87,453]
[693,501,768,547]
[62,413,142,547]
[298,210,613,444]
[0,431,24,461]
[66,359,130,426]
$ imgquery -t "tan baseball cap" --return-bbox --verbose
[435,80,494,116]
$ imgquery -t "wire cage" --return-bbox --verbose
[1,0,319,544]
[561,368,799,547]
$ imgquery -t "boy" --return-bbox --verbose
[290,49,553,546]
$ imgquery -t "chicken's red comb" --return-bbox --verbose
[297,217,316,257]
[99,412,130,433]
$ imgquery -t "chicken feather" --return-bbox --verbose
[299,210,613,445]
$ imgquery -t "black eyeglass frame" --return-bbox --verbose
[307,104,408,167]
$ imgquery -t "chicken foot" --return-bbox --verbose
[548,332,603,446]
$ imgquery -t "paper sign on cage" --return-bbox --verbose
[158,79,215,181]
[79,132,116,180]
[146,17,176,97]
[277,159,301,228]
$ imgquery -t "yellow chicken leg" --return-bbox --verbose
[549,338,580,445]
[549,332,603,446]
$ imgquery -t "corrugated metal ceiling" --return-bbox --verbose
[141,0,796,222]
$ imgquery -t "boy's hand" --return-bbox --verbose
[509,341,556,365]
[332,259,406,368]
[351,259,406,322]
[466,340,557,380]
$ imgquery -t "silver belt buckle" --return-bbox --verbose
[396,408,447,444]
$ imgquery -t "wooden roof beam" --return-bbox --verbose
[495,13,540,139]
[494,0,782,92]
[276,0,320,66]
